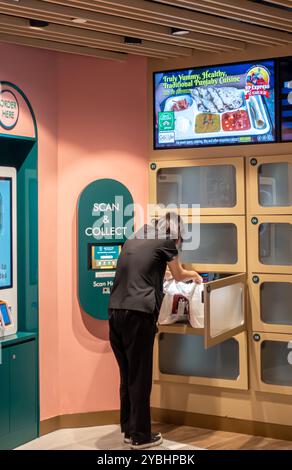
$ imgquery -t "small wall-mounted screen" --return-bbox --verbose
[0,302,11,326]
[90,244,122,271]
[0,178,12,289]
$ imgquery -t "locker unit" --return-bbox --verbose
[149,157,245,216]
[248,154,292,398]
[180,215,246,273]
[150,158,248,391]
[247,215,292,274]
[250,274,292,334]
[154,272,247,388]
[154,330,248,390]
[160,273,246,349]
[150,153,292,418]
[149,48,292,435]
[252,332,292,395]
[247,155,292,215]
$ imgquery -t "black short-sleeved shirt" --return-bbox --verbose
[109,225,178,315]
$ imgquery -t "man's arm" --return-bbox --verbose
[167,257,202,284]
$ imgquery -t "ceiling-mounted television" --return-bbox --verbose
[153,59,276,149]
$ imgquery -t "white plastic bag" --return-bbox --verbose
[189,282,204,329]
[158,280,204,328]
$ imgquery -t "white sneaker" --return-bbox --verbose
[130,432,163,450]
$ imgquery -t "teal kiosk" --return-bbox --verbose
[0,83,39,450]
[78,179,134,320]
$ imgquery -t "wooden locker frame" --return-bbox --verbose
[149,157,245,216]
[205,273,246,348]
[153,330,248,390]
[247,155,292,215]
[250,274,292,334]
[181,215,246,273]
[252,332,292,395]
[248,215,292,274]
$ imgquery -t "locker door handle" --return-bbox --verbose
[12,354,16,360]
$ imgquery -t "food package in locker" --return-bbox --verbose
[158,280,204,328]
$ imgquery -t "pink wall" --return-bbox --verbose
[57,54,148,416]
[0,43,148,420]
[0,43,60,420]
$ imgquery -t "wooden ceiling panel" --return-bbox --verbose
[264,0,292,8]
[0,0,245,53]
[0,0,289,60]
[47,0,291,42]
[151,0,292,32]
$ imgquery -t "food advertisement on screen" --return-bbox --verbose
[154,60,276,149]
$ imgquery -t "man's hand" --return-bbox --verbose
[168,257,202,284]
[192,272,203,284]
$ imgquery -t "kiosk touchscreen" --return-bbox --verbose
[89,243,122,277]
[0,167,17,337]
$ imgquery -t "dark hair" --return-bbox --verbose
[152,212,184,243]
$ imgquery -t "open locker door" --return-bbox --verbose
[204,273,247,348]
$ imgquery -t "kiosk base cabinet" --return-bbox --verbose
[0,348,10,439]
[0,338,38,450]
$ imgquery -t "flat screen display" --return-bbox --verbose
[90,244,122,271]
[280,57,292,142]
[0,178,12,289]
[154,59,276,149]
[0,302,11,326]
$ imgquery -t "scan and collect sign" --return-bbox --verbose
[77,178,134,320]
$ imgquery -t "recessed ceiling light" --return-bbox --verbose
[124,36,142,45]
[170,27,190,36]
[71,18,88,24]
[29,19,49,29]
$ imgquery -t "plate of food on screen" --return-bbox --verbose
[162,85,270,141]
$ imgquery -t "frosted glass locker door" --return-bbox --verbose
[204,273,246,348]
[250,274,292,334]
[149,158,245,216]
[248,215,292,274]
[180,215,246,273]
[248,156,292,214]
[154,330,248,390]
[253,333,292,395]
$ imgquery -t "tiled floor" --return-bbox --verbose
[16,424,203,451]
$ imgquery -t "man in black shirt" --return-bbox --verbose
[108,213,202,449]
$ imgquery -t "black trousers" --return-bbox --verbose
[109,308,157,441]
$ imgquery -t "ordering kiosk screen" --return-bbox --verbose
[0,177,12,289]
[90,244,122,271]
[0,168,17,336]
